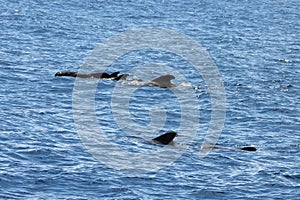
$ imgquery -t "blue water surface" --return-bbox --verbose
[1,0,299,199]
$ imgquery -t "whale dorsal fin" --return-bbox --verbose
[90,72,110,78]
[152,131,177,145]
[150,75,175,88]
[110,71,120,77]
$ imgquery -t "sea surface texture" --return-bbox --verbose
[0,0,299,199]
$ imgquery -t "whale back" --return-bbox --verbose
[55,71,78,77]
[90,72,110,78]
[240,146,257,151]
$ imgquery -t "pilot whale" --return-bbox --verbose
[55,71,129,80]
[147,75,175,88]
[153,132,256,151]
[124,74,176,88]
[55,71,176,88]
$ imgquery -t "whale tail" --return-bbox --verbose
[150,75,175,88]
[152,131,177,145]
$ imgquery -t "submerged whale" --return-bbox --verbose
[55,71,129,81]
[153,132,256,151]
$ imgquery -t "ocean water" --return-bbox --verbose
[0,0,299,199]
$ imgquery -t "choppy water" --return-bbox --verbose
[1,0,299,199]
